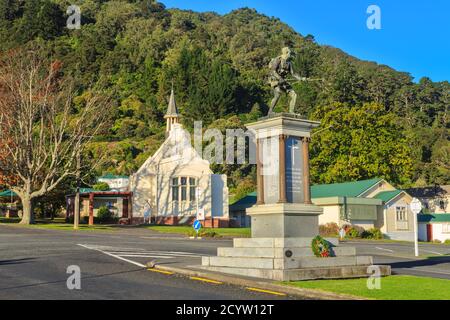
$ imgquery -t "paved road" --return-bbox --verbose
[0,226,295,300]
[1,225,449,300]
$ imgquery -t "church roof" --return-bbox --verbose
[165,88,179,118]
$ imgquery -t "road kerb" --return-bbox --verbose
[246,287,286,296]
[190,276,223,285]
[154,265,367,300]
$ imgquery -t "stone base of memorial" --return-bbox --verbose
[200,114,391,281]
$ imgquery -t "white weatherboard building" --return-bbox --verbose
[129,89,229,226]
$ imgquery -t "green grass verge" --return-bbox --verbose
[144,225,251,237]
[0,217,116,231]
[283,275,450,300]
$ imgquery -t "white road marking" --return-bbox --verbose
[375,247,394,253]
[419,249,444,256]
[78,244,205,267]
[78,244,146,268]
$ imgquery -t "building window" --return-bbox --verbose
[171,178,179,202]
[189,178,197,202]
[181,177,187,201]
[442,223,450,234]
[396,206,407,221]
[171,177,197,203]
[395,206,408,230]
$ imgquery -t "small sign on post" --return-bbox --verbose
[197,208,205,221]
[193,220,202,239]
[410,197,422,257]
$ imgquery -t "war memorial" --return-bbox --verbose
[200,48,392,281]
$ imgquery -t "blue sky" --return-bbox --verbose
[162,0,449,82]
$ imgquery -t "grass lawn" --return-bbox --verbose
[0,217,116,231]
[0,217,250,236]
[144,225,251,237]
[283,275,450,300]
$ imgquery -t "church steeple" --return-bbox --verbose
[164,85,180,134]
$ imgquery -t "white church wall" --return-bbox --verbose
[211,174,229,218]
[130,169,156,218]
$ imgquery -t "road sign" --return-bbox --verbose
[193,220,202,232]
[197,209,205,221]
[410,198,422,214]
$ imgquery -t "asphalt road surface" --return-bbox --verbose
[0,225,449,300]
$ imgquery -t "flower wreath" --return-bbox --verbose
[311,235,331,258]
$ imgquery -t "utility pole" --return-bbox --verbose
[74,149,81,230]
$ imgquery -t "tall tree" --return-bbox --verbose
[310,102,413,186]
[0,46,111,224]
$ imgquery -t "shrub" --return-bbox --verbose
[96,206,117,224]
[187,229,220,238]
[346,227,360,238]
[319,222,340,236]
[433,239,442,244]
[444,239,450,245]
[361,228,383,239]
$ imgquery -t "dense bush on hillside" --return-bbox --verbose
[0,0,448,199]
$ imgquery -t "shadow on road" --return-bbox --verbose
[0,267,146,291]
[385,255,450,270]
[0,258,36,266]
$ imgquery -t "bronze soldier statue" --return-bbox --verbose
[268,47,307,114]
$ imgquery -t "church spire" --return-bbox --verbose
[164,84,180,134]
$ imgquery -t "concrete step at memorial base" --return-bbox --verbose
[217,246,356,258]
[233,237,339,248]
[200,265,391,281]
[202,255,373,270]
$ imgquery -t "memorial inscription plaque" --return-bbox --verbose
[286,137,304,203]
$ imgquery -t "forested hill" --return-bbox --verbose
[0,0,448,197]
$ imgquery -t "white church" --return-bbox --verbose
[129,89,229,227]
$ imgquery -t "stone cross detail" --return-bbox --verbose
[288,139,300,165]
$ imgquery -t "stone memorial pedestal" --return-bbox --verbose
[201,114,391,281]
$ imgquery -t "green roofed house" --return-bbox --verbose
[230,178,415,241]
[417,214,450,243]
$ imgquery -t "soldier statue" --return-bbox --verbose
[268,47,307,115]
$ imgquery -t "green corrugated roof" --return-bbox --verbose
[99,174,129,180]
[230,192,257,212]
[372,190,403,203]
[310,178,383,198]
[79,188,95,194]
[0,190,17,197]
[418,214,450,223]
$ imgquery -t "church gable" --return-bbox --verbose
[136,124,211,177]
